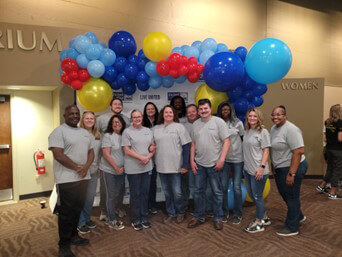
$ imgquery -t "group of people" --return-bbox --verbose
[50,96,313,257]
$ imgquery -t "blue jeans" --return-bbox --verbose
[148,166,157,209]
[159,173,185,217]
[274,159,308,232]
[244,172,268,220]
[78,171,99,227]
[193,164,224,221]
[103,171,125,222]
[225,162,244,218]
[188,169,195,199]
[127,172,151,224]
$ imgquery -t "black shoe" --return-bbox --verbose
[131,222,143,231]
[70,235,89,246]
[77,225,90,234]
[58,246,75,257]
[86,220,97,229]
[149,208,158,214]
[142,221,151,229]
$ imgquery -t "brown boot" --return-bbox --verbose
[188,217,205,228]
[176,214,185,224]
[213,220,223,230]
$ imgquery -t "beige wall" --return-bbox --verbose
[324,86,342,119]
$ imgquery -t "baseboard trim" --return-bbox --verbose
[19,191,52,200]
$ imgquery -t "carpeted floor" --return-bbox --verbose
[0,179,341,257]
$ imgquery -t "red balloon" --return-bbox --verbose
[188,63,197,74]
[61,58,78,73]
[169,69,180,79]
[156,60,170,76]
[188,57,198,65]
[180,56,188,66]
[61,74,72,85]
[178,65,189,76]
[70,79,83,90]
[68,70,78,80]
[168,53,181,69]
[196,64,204,74]
[187,71,199,83]
[78,70,90,82]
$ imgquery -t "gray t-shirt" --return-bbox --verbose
[243,128,271,176]
[225,120,244,163]
[183,121,194,137]
[192,116,230,167]
[48,123,94,184]
[270,121,305,168]
[99,132,124,175]
[97,112,130,134]
[121,126,153,174]
[89,135,101,174]
[153,122,191,173]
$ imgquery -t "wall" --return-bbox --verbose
[323,86,342,120]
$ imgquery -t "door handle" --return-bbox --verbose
[0,144,10,149]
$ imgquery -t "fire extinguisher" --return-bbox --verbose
[33,150,46,175]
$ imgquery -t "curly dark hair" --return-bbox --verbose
[105,114,126,135]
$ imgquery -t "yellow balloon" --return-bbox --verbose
[244,178,271,203]
[194,84,229,114]
[143,32,172,62]
[77,78,113,113]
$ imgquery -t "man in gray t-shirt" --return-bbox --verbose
[48,105,94,256]
[188,99,230,231]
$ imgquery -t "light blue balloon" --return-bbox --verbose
[145,61,158,77]
[149,76,162,89]
[99,42,107,48]
[100,48,116,66]
[87,60,105,78]
[199,50,215,65]
[85,44,102,60]
[162,76,175,88]
[175,76,187,84]
[172,47,184,56]
[76,54,89,69]
[74,35,92,54]
[181,45,190,53]
[59,49,68,61]
[69,39,75,49]
[200,38,217,53]
[66,48,79,60]
[184,46,200,59]
[191,40,202,50]
[245,38,292,84]
[216,43,229,53]
[85,32,98,44]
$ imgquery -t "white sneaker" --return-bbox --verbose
[108,220,125,230]
[99,212,107,222]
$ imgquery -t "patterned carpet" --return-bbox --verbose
[0,179,341,257]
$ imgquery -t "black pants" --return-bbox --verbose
[57,180,88,247]
[324,149,342,188]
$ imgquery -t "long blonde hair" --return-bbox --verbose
[244,108,264,132]
[326,104,342,126]
[80,111,101,140]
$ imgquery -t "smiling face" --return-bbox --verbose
[198,103,212,119]
[82,112,95,130]
[186,105,198,123]
[111,99,123,114]
[146,104,156,118]
[163,107,174,123]
[271,107,286,126]
[112,117,123,134]
[247,111,258,128]
[221,105,231,120]
[131,110,143,127]
[173,97,184,111]
[64,106,80,127]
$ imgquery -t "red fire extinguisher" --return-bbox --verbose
[33,150,46,175]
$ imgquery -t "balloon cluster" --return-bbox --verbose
[60,58,90,90]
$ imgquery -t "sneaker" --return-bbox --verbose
[108,220,125,230]
[142,221,152,229]
[131,222,143,231]
[232,216,242,225]
[116,209,127,218]
[276,227,299,236]
[328,193,342,200]
[163,216,174,224]
[206,212,214,218]
[86,220,96,229]
[316,185,329,194]
[149,208,158,214]
[176,215,185,224]
[300,216,306,223]
[244,221,264,233]
[213,220,223,230]
[58,246,75,257]
[222,215,228,224]
[77,225,90,234]
[99,212,107,222]
[70,235,89,246]
[262,216,271,226]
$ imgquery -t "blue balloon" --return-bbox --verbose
[227,87,243,102]
[122,83,137,95]
[175,76,187,84]
[191,40,202,50]
[136,57,148,71]
[149,76,162,89]
[242,90,255,102]
[200,38,217,53]
[59,49,68,61]
[138,49,146,59]
[242,73,257,91]
[116,73,130,87]
[183,46,200,59]
[102,66,118,82]
[136,71,149,83]
[248,103,255,110]
[237,114,245,123]
[172,47,184,55]
[85,32,98,44]
[181,45,190,53]
[87,60,105,78]
[99,48,116,66]
[66,48,79,60]
[114,57,128,73]
[253,83,268,97]
[145,61,158,77]
[128,55,138,64]
[69,40,75,49]
[162,76,175,88]
[216,43,229,53]
[85,44,102,60]
[137,82,150,91]
[204,52,245,92]
[245,38,292,84]
[252,96,264,107]
[199,50,215,65]
[74,35,92,54]
[108,31,137,58]
[99,42,107,48]
[234,97,249,114]
[227,180,246,210]
[124,63,138,80]
[76,54,89,69]
[234,46,247,62]
[110,81,121,90]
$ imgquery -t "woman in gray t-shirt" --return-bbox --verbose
[242,108,271,234]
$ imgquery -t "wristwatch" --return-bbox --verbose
[288,172,296,177]
[261,165,265,169]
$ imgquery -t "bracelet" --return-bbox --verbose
[288,172,296,177]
